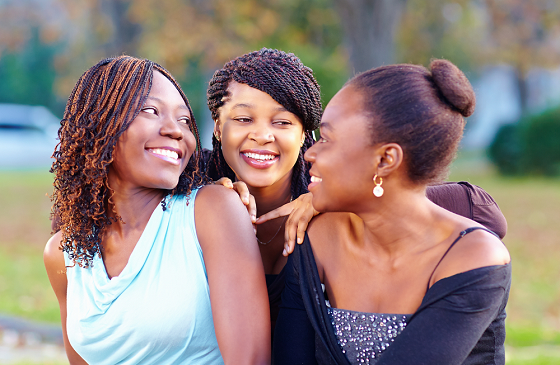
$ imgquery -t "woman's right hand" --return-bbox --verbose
[255,192,319,256]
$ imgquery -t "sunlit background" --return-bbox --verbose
[1,0,559,364]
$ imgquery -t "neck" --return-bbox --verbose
[356,185,452,258]
[247,173,294,215]
[106,185,166,237]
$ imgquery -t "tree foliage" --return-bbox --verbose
[2,0,560,119]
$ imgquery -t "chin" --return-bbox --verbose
[154,176,181,191]
[236,174,277,189]
[311,195,328,213]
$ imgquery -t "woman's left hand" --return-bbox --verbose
[215,178,257,232]
[255,192,319,256]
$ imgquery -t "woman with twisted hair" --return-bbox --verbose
[205,48,322,331]
[44,55,270,364]
[203,48,506,333]
[273,60,511,364]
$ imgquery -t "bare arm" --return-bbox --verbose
[43,232,87,365]
[195,185,271,365]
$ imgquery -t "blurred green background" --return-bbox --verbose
[1,0,560,364]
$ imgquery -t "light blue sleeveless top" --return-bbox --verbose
[63,190,224,364]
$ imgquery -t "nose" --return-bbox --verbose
[304,143,316,163]
[248,123,274,145]
[160,114,183,140]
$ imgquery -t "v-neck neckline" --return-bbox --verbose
[95,198,166,284]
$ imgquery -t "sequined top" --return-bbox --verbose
[273,229,511,365]
[326,306,411,364]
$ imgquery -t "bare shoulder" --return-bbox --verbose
[195,184,247,216]
[433,226,511,283]
[44,230,64,271]
[194,184,255,251]
[43,230,68,299]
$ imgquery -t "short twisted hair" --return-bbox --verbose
[51,55,205,267]
[206,48,322,199]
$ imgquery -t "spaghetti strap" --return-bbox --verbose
[427,227,499,290]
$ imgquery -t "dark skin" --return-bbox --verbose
[303,85,510,315]
[44,71,270,364]
[213,82,306,275]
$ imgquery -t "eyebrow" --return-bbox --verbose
[231,103,288,113]
[146,96,190,111]
[319,121,333,132]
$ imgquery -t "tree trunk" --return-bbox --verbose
[99,0,142,57]
[333,0,407,73]
[515,67,528,116]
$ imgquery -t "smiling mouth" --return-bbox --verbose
[148,148,180,160]
[243,152,277,162]
[310,176,322,183]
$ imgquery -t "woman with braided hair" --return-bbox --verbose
[44,56,270,364]
[203,48,506,333]
[205,48,323,331]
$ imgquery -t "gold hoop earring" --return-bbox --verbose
[373,175,384,197]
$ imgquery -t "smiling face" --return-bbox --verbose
[215,81,305,189]
[305,86,379,213]
[108,71,197,192]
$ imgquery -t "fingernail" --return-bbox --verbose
[283,249,287,256]
[251,215,256,222]
[297,237,303,244]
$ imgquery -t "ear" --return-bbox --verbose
[300,131,306,148]
[213,119,221,141]
[375,143,403,177]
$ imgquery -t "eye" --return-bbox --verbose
[234,117,252,123]
[141,106,157,115]
[319,137,327,143]
[274,120,293,126]
[178,116,191,125]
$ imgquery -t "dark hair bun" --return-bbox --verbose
[430,59,475,117]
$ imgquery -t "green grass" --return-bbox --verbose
[0,170,59,324]
[450,152,560,363]
[1,155,559,364]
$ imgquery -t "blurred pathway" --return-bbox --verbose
[0,314,67,364]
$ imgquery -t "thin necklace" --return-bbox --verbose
[256,196,293,245]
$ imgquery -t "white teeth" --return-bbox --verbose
[150,148,179,160]
[310,176,322,183]
[244,152,276,161]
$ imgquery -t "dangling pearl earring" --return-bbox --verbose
[373,175,384,197]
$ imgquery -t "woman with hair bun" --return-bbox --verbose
[273,60,511,365]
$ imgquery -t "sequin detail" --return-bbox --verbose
[327,307,411,364]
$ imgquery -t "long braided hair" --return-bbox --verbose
[51,55,205,268]
[206,48,322,199]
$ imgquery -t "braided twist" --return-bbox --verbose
[206,48,322,199]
